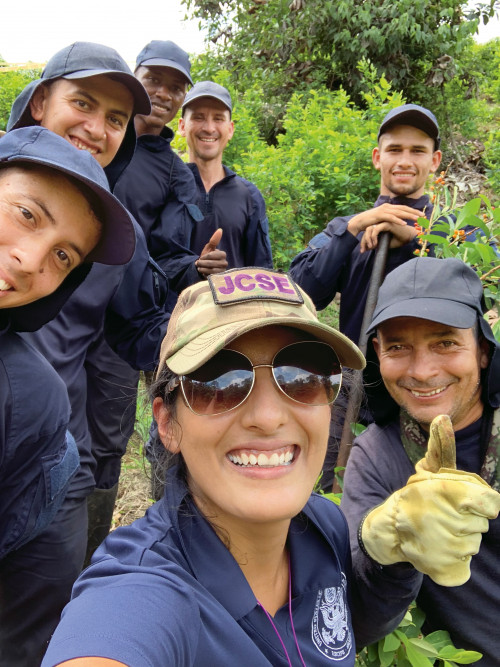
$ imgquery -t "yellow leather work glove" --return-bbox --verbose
[360,415,500,586]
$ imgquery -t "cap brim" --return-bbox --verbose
[4,154,135,265]
[182,92,231,112]
[166,318,366,375]
[63,69,151,116]
[379,111,439,143]
[139,58,193,86]
[368,298,478,334]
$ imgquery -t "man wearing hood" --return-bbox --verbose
[342,257,500,666]
[0,127,135,665]
[97,39,199,524]
[4,42,170,665]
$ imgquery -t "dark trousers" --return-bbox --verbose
[86,335,139,489]
[0,496,87,666]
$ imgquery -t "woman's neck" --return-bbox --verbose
[216,515,291,616]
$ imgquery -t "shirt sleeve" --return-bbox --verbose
[42,553,201,667]
[341,423,423,649]
[289,216,359,310]
[104,219,170,371]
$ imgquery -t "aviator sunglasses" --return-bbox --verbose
[179,340,342,416]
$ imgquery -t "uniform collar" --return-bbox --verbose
[161,468,345,620]
[374,194,432,217]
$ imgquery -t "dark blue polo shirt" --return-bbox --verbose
[43,467,355,666]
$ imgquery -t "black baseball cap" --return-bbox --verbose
[135,40,193,86]
[368,257,485,333]
[182,81,232,114]
[378,104,440,149]
[0,126,135,265]
[7,42,150,131]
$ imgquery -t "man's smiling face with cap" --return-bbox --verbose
[133,40,193,137]
[372,104,442,199]
[30,76,134,168]
[0,127,135,307]
[10,42,151,169]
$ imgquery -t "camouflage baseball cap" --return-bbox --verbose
[159,268,365,375]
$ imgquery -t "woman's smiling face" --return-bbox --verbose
[154,326,331,531]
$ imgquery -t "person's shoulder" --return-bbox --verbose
[1,331,66,394]
[304,493,348,533]
[357,420,401,446]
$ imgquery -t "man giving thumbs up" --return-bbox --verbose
[342,257,500,666]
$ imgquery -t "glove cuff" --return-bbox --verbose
[357,511,377,561]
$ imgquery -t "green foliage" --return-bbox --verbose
[355,605,482,666]
[133,380,153,452]
[0,67,41,130]
[185,71,402,269]
[182,0,497,142]
[414,178,500,338]
[484,127,500,198]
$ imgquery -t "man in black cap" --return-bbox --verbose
[290,103,442,344]
[84,40,198,564]
[4,42,171,665]
[0,126,137,665]
[342,256,500,665]
[289,104,442,487]
[158,80,273,292]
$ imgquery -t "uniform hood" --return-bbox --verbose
[0,263,92,333]
[6,42,151,188]
[365,258,500,423]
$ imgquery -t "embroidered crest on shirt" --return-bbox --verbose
[311,573,352,661]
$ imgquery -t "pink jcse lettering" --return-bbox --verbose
[217,273,294,295]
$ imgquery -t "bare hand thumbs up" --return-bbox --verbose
[200,228,223,257]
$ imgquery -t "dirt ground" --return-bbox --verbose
[113,432,153,529]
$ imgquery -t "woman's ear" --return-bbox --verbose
[152,397,180,453]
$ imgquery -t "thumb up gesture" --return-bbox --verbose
[196,228,228,276]
[360,415,500,586]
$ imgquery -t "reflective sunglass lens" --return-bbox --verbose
[182,349,253,415]
[273,342,342,405]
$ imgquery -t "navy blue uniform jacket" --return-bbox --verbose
[289,195,431,345]
[44,467,355,666]
[0,268,84,559]
[22,130,170,497]
[156,163,274,293]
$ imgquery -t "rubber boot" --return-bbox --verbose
[84,483,119,568]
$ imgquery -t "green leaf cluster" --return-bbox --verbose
[183,0,498,143]
[0,67,41,131]
[356,605,482,666]
[415,187,500,338]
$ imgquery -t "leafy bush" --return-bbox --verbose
[413,174,500,338]
[356,604,482,666]
[0,67,41,131]
[174,69,405,269]
[183,0,496,145]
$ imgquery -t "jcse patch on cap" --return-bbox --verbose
[208,268,304,306]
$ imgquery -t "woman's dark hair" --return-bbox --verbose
[149,364,187,489]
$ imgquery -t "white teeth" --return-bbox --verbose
[73,140,98,155]
[0,279,12,291]
[200,137,216,142]
[410,387,445,397]
[228,449,295,468]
